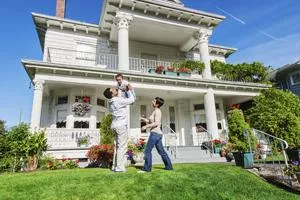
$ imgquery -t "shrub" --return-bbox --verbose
[86,144,114,168]
[0,123,48,172]
[246,89,300,148]
[100,114,114,145]
[228,109,256,152]
[39,156,79,170]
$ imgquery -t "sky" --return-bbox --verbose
[0,0,299,128]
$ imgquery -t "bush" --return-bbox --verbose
[228,109,256,152]
[0,123,48,172]
[246,89,300,148]
[210,60,270,83]
[39,156,79,170]
[86,144,114,168]
[100,114,114,145]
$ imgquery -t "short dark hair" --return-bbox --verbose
[103,88,112,99]
[115,73,123,80]
[155,97,164,108]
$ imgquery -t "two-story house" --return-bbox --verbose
[22,0,269,159]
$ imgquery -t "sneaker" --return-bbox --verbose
[137,170,147,173]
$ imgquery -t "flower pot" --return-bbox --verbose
[178,72,191,77]
[286,148,300,162]
[163,71,178,77]
[296,172,300,184]
[148,69,157,74]
[214,147,221,154]
[232,152,254,169]
[133,152,144,164]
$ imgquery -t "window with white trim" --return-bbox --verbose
[290,70,300,85]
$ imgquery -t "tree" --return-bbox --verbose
[0,120,6,135]
[100,114,114,145]
[246,89,300,148]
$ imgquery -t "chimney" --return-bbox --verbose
[56,0,66,18]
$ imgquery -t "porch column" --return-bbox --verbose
[30,80,44,130]
[115,12,133,71]
[204,88,219,139]
[198,29,212,79]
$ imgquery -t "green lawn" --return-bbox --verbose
[0,164,298,200]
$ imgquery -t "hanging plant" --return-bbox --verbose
[72,102,92,116]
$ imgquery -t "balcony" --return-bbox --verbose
[47,47,183,74]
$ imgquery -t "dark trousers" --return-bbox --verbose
[143,132,173,172]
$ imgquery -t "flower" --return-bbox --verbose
[155,65,165,74]
[128,138,147,156]
[167,66,175,72]
[211,139,222,148]
[177,67,192,73]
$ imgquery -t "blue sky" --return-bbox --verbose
[0,0,299,128]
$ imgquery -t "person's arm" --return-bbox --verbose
[117,90,135,107]
[140,117,150,123]
[142,110,161,130]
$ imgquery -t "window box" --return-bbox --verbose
[163,71,178,77]
[178,72,191,77]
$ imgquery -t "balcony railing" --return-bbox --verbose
[47,47,179,72]
[46,128,100,149]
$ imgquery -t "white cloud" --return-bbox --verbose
[228,33,300,68]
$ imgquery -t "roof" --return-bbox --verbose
[269,60,300,80]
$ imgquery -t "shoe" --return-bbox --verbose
[114,170,126,173]
[137,170,147,173]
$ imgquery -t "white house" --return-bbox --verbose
[22,0,268,159]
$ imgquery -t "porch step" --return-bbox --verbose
[46,146,227,167]
[152,146,226,164]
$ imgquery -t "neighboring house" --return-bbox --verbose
[22,0,269,159]
[269,60,300,96]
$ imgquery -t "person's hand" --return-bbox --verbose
[141,126,147,131]
[127,83,133,91]
[140,117,147,122]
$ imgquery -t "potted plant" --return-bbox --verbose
[86,144,114,168]
[127,138,146,164]
[228,108,257,168]
[212,139,222,154]
[164,66,178,76]
[155,65,165,74]
[77,135,90,147]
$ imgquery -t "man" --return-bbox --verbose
[103,85,135,172]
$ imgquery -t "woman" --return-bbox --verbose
[139,97,173,172]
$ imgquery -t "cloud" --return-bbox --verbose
[228,33,300,68]
[215,6,246,25]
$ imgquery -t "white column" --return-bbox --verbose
[198,29,212,79]
[115,12,133,71]
[204,88,219,139]
[30,80,44,130]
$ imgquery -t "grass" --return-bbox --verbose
[0,163,298,200]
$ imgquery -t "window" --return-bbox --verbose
[169,106,176,132]
[57,96,68,105]
[194,104,204,111]
[290,71,300,85]
[140,105,147,133]
[97,98,105,107]
[96,111,105,129]
[56,110,67,128]
[74,121,89,129]
[194,104,220,111]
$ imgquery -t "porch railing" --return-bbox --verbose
[46,128,100,149]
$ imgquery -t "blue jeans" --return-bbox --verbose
[143,132,173,172]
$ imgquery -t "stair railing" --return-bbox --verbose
[164,125,178,159]
[195,125,214,157]
[245,128,291,186]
